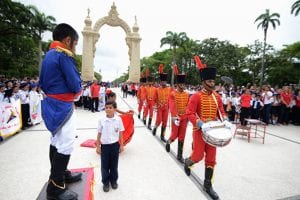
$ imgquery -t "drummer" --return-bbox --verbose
[184,61,230,200]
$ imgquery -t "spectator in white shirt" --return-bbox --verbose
[0,84,5,102]
[19,83,31,129]
[82,84,91,110]
[262,86,273,125]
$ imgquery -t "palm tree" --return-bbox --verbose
[160,31,188,85]
[255,9,280,86]
[291,0,300,16]
[181,38,200,71]
[27,5,56,71]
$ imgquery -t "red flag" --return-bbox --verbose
[173,64,179,75]
[146,67,149,77]
[119,113,134,146]
[194,55,206,70]
[159,64,164,74]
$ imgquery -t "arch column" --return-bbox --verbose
[127,33,141,82]
[82,30,99,81]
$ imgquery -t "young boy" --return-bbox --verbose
[96,100,124,192]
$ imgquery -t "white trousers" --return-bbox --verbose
[50,111,76,155]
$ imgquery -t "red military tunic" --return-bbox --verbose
[169,90,189,142]
[186,89,226,167]
[137,85,146,113]
[143,85,157,119]
[154,87,171,127]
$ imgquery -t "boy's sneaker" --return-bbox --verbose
[103,184,110,192]
[111,182,118,189]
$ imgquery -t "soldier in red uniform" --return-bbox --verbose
[143,76,157,130]
[152,73,171,142]
[184,66,227,200]
[137,77,146,119]
[165,74,189,162]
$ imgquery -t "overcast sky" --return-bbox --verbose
[18,0,300,82]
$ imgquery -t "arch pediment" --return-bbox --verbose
[93,3,131,35]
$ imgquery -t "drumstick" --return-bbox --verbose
[210,124,225,128]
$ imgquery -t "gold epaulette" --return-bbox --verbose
[55,46,74,57]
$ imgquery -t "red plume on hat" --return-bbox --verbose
[173,64,179,75]
[194,55,206,69]
[158,64,164,74]
[146,67,150,77]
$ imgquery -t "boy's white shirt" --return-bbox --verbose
[98,114,125,145]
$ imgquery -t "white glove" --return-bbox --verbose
[197,119,210,131]
[200,122,211,132]
[172,117,180,126]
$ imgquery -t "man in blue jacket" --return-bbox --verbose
[39,23,82,200]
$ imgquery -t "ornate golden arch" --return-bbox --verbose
[81,3,141,82]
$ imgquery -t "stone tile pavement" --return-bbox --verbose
[0,88,299,200]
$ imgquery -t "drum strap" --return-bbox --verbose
[212,93,224,122]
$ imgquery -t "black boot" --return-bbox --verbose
[152,127,157,136]
[184,158,194,176]
[204,167,220,200]
[49,145,57,165]
[138,113,140,119]
[177,141,184,163]
[165,139,172,152]
[147,118,152,130]
[50,146,82,184]
[143,118,146,125]
[65,170,82,183]
[47,152,78,200]
[160,127,166,142]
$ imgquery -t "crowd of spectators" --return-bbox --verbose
[0,76,42,130]
[213,83,300,126]
[74,80,111,112]
[1,75,299,130]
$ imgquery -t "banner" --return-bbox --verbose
[0,99,22,140]
[29,91,43,125]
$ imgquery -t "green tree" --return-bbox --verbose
[246,40,274,85]
[179,38,200,73]
[140,50,173,83]
[0,0,39,77]
[291,0,300,16]
[255,9,280,86]
[0,0,34,37]
[28,5,56,71]
[160,31,188,85]
[196,38,248,85]
[94,71,102,81]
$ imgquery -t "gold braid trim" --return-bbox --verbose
[49,179,66,189]
[56,46,74,57]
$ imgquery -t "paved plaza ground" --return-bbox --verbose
[0,88,300,200]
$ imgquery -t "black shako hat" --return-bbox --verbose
[140,77,146,83]
[159,73,167,82]
[176,74,186,84]
[199,67,217,81]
